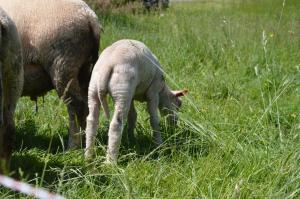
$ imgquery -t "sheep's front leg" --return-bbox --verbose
[85,90,100,160]
[147,95,162,145]
[106,100,131,163]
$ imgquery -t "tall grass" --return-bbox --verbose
[1,0,299,198]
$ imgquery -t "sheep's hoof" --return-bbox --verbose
[154,138,163,146]
[67,138,81,150]
[67,144,81,150]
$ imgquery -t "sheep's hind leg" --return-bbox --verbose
[52,61,89,149]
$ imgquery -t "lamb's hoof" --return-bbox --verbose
[104,155,117,165]
[84,150,94,162]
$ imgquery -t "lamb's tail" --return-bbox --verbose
[97,64,113,120]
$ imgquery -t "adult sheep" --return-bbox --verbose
[0,7,23,173]
[0,0,101,149]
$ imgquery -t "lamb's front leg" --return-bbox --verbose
[147,94,162,145]
[106,100,131,163]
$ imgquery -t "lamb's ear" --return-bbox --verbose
[172,89,188,97]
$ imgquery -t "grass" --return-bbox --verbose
[1,0,299,198]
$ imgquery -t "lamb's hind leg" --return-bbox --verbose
[106,98,132,163]
[85,88,100,160]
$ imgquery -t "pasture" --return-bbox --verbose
[1,0,300,198]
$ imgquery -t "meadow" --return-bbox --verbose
[1,0,300,198]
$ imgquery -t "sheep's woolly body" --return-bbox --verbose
[0,0,101,148]
[0,0,100,66]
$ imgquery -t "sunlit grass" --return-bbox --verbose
[1,0,299,198]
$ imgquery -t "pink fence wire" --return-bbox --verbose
[0,175,65,199]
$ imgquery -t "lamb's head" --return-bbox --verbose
[158,85,188,126]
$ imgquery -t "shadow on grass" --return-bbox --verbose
[93,121,156,158]
[11,118,213,185]
[14,118,213,160]
[10,152,65,183]
[11,119,71,183]
[15,119,67,153]
[95,121,213,165]
[159,125,213,158]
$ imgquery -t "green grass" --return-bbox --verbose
[1,0,300,198]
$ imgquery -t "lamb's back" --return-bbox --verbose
[96,40,162,97]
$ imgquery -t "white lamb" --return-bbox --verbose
[85,39,187,163]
